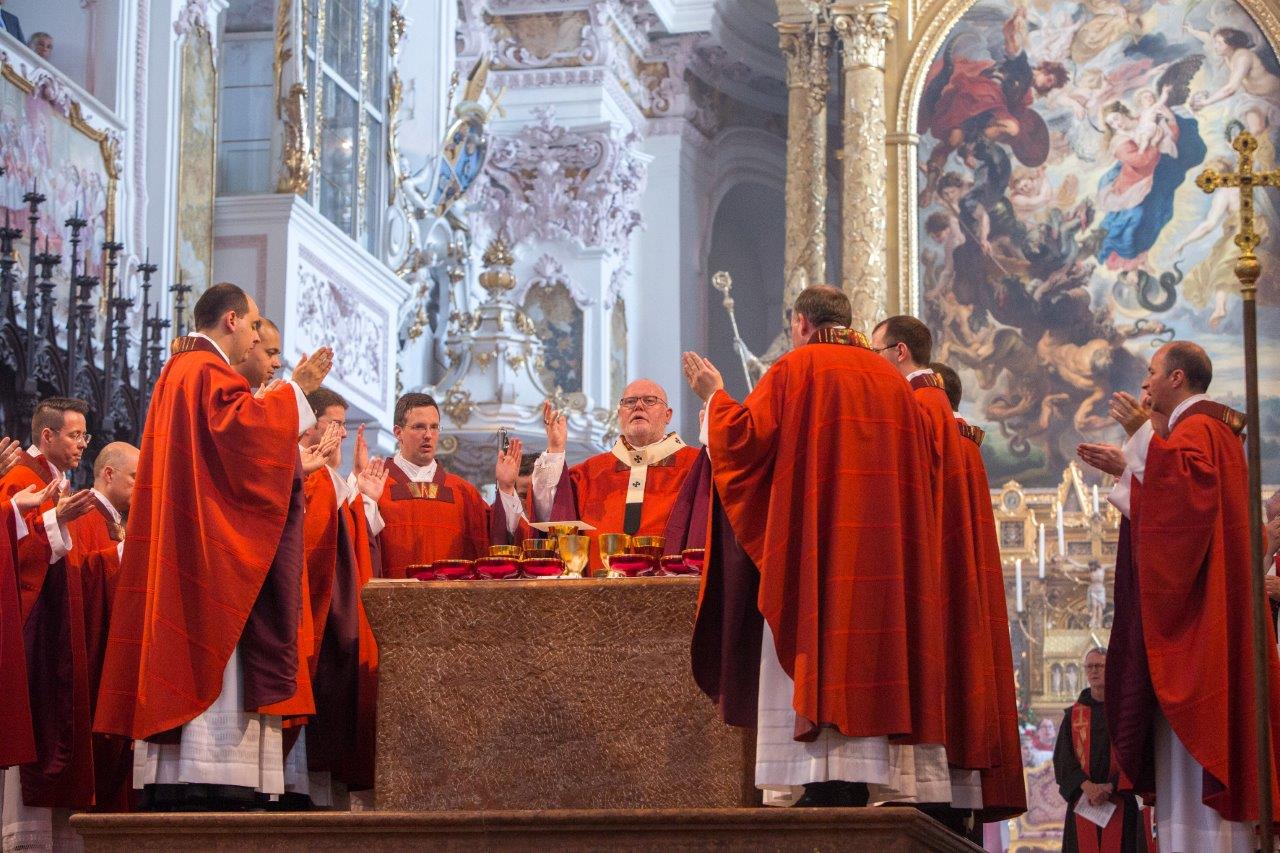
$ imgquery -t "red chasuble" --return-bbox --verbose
[702,328,946,744]
[957,419,1027,820]
[911,375,998,772]
[69,507,134,811]
[0,503,36,768]
[0,459,96,808]
[303,469,340,670]
[341,498,379,789]
[1131,402,1280,823]
[539,440,701,570]
[96,336,310,741]
[376,460,490,579]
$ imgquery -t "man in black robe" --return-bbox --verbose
[1054,647,1149,852]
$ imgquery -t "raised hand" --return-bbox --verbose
[55,485,97,524]
[542,401,567,453]
[681,351,724,402]
[12,480,59,514]
[301,421,343,474]
[1077,443,1125,477]
[292,347,335,394]
[357,457,388,501]
[0,437,22,478]
[352,423,370,476]
[495,436,524,495]
[1109,391,1150,437]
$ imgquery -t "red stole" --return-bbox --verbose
[703,329,946,744]
[1133,401,1280,823]
[1071,700,1126,853]
[96,335,308,740]
[376,459,490,579]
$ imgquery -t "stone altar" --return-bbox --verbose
[361,577,755,811]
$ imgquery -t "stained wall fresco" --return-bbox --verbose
[917,0,1280,485]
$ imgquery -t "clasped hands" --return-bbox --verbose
[1080,779,1114,807]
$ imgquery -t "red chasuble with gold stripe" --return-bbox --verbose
[911,375,998,772]
[957,418,1026,819]
[542,441,701,570]
[703,329,946,744]
[1131,404,1280,824]
[376,460,490,579]
[95,336,310,741]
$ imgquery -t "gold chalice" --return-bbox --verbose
[557,534,590,579]
[597,533,631,578]
[490,544,524,559]
[631,535,666,560]
[547,523,580,538]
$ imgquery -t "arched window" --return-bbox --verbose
[303,0,386,252]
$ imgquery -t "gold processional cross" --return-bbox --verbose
[1194,130,1280,846]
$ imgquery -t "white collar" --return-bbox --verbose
[1168,393,1211,430]
[393,452,437,482]
[952,411,964,420]
[906,367,933,382]
[190,332,231,365]
[25,445,60,480]
[91,488,122,523]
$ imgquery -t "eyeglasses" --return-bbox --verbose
[63,431,91,446]
[873,344,899,353]
[618,395,667,410]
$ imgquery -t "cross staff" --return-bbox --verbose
[1195,129,1280,849]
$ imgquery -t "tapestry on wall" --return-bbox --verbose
[917,0,1280,485]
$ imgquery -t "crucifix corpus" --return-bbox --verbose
[1195,129,1280,849]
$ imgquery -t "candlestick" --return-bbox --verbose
[1038,523,1046,578]
[1056,501,1065,555]
[1093,484,1101,516]
[1015,558,1024,613]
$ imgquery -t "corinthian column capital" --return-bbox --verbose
[832,5,894,71]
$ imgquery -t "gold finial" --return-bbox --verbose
[478,237,516,293]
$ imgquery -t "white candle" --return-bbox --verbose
[1015,558,1024,612]
[1038,523,1046,578]
[1093,484,1101,516]
[1056,501,1065,555]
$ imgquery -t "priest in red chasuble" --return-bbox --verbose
[362,392,508,579]
[95,282,333,811]
[68,441,139,814]
[518,379,701,571]
[931,362,1026,823]
[1078,341,1280,850]
[295,388,384,798]
[0,399,99,845]
[683,285,946,808]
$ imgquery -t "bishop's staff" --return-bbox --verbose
[1195,130,1279,849]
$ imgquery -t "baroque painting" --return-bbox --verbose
[0,77,112,282]
[523,281,584,394]
[917,0,1280,485]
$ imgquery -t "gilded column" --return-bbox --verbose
[778,21,830,310]
[274,0,314,194]
[833,5,894,332]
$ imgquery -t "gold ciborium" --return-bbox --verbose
[597,533,631,578]
[557,534,590,579]
[631,535,665,560]
[490,544,523,559]
[523,538,555,557]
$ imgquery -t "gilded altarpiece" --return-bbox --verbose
[175,26,218,296]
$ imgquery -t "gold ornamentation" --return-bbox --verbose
[442,382,476,425]
[476,351,495,368]
[507,353,527,370]
[1195,132,1280,300]
[478,237,517,293]
[274,0,313,195]
[833,7,894,71]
